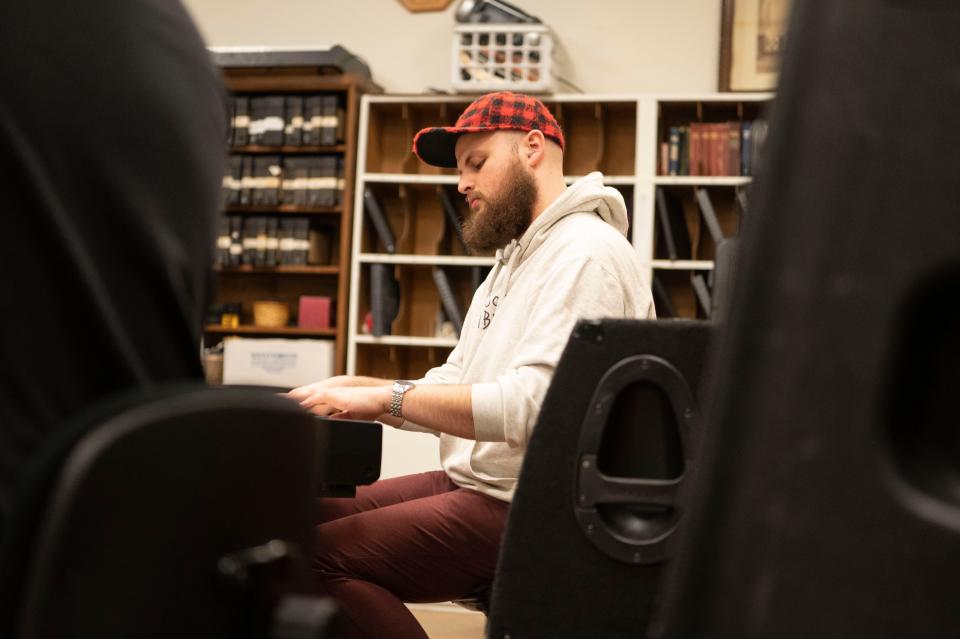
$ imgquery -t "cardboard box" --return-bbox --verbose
[222,337,334,388]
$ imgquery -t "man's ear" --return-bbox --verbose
[523,129,546,167]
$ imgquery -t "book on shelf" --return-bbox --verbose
[668,127,680,176]
[694,187,724,245]
[370,263,400,336]
[279,218,296,265]
[228,216,243,266]
[651,275,676,319]
[438,187,468,252]
[264,217,279,266]
[655,186,691,260]
[303,96,321,146]
[252,156,282,206]
[320,95,339,146]
[284,95,304,147]
[432,267,464,336]
[363,188,396,253]
[691,272,713,319]
[215,217,231,266]
[239,156,254,206]
[232,96,250,146]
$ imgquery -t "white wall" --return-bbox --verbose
[183,0,723,94]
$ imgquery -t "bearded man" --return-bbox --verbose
[288,92,655,639]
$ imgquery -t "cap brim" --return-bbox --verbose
[412,125,495,169]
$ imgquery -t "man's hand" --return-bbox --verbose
[287,377,394,421]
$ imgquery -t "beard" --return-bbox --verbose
[462,160,538,253]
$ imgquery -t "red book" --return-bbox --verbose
[298,295,332,329]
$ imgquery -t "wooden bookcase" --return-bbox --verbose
[638,93,773,319]
[206,63,379,376]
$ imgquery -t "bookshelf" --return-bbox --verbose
[206,57,379,376]
[637,93,773,319]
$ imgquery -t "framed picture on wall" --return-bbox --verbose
[719,0,793,92]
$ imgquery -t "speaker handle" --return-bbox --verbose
[574,354,702,565]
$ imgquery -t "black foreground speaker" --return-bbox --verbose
[487,319,713,639]
[654,2,960,639]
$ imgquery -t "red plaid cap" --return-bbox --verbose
[412,92,565,168]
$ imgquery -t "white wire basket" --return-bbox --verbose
[451,24,553,93]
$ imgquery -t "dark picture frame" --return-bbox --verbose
[719,0,792,92]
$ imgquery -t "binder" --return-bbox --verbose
[433,268,464,335]
[694,188,724,245]
[370,263,400,336]
[363,188,396,253]
[655,186,691,260]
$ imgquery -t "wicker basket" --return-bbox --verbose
[252,300,290,328]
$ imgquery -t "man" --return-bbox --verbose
[288,92,655,639]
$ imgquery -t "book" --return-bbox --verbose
[239,156,254,206]
[370,263,400,336]
[655,186,691,260]
[261,95,285,146]
[320,95,338,146]
[284,96,304,147]
[232,96,250,146]
[741,120,753,176]
[694,188,724,245]
[278,218,296,265]
[215,216,231,266]
[303,96,322,146]
[667,127,680,176]
[432,268,463,335]
[438,187,467,252]
[363,188,396,253]
[228,216,243,266]
[265,217,279,266]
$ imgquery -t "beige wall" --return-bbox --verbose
[183,0,723,94]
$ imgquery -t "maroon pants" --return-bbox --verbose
[312,471,509,639]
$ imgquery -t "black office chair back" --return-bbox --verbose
[485,319,713,639]
[652,2,960,638]
[0,384,325,639]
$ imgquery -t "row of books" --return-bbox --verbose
[230,94,344,147]
[221,155,344,209]
[658,119,769,177]
[214,217,335,267]
[367,264,488,338]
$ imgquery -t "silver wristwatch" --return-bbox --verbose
[390,380,416,418]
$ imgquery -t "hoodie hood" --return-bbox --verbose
[495,171,629,267]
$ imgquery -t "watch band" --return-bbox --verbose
[390,380,415,418]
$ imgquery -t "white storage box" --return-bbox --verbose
[452,24,552,93]
[222,337,334,388]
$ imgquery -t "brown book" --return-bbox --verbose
[727,121,741,176]
[689,123,703,176]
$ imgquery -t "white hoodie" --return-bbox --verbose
[404,172,655,502]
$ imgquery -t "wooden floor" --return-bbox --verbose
[408,604,486,639]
